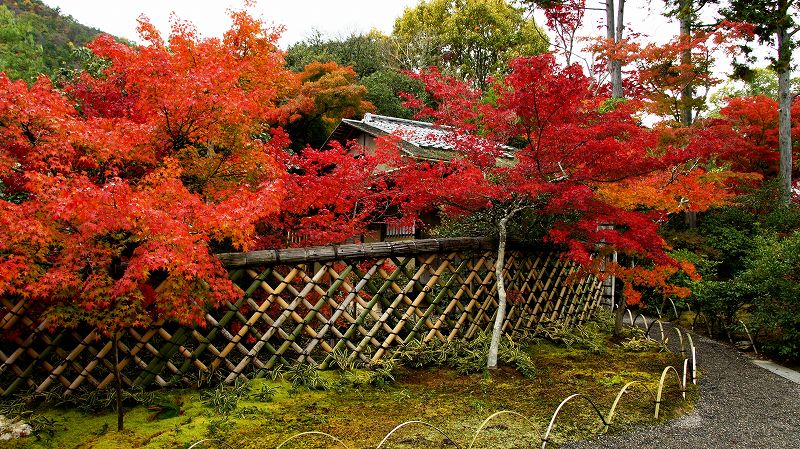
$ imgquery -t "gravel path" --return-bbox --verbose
[564,323,800,449]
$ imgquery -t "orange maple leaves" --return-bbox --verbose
[0,9,293,331]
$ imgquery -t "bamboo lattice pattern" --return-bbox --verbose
[0,238,603,396]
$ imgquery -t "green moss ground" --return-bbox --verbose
[2,336,696,449]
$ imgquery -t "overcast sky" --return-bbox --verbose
[41,0,777,84]
[42,1,421,47]
[42,0,681,49]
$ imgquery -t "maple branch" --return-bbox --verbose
[19,122,37,147]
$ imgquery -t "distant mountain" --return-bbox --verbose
[1,0,104,82]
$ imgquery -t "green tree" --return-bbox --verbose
[360,69,428,119]
[286,30,392,77]
[392,0,548,89]
[286,30,431,118]
[710,67,800,111]
[2,0,102,80]
[0,5,46,82]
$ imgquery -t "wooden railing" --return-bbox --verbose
[0,238,603,396]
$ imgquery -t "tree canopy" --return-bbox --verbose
[392,0,548,89]
[0,10,293,331]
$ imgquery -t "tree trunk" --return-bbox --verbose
[613,286,627,337]
[677,0,699,228]
[114,331,124,432]
[777,20,793,204]
[607,0,625,98]
[487,216,510,369]
[678,0,693,127]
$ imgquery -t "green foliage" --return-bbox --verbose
[329,348,358,371]
[0,5,46,83]
[537,321,608,354]
[710,67,800,112]
[739,231,800,359]
[286,363,329,391]
[361,69,428,119]
[533,308,615,354]
[285,31,431,118]
[664,183,800,360]
[620,333,668,353]
[0,0,103,81]
[32,386,159,415]
[252,384,278,403]
[392,0,548,89]
[286,30,391,77]
[394,332,536,378]
[200,378,252,414]
[367,358,398,387]
[697,206,759,278]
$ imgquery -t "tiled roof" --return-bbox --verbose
[357,114,455,150]
[327,113,514,162]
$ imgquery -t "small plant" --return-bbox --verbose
[368,358,397,387]
[621,335,667,352]
[267,364,286,381]
[469,399,486,411]
[538,321,607,354]
[146,395,183,420]
[393,332,536,377]
[234,405,263,418]
[334,369,370,391]
[330,349,359,371]
[392,389,412,403]
[252,384,278,403]
[498,337,536,378]
[286,363,328,391]
[207,417,234,437]
[201,378,251,414]
[597,374,625,388]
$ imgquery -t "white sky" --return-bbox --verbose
[41,0,775,83]
[42,1,421,48]
[43,0,680,48]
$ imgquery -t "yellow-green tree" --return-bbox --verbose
[392,0,548,89]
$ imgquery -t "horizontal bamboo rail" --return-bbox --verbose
[216,237,496,267]
[0,238,603,396]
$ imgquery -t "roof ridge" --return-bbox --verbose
[362,113,438,128]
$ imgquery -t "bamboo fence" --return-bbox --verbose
[0,238,603,396]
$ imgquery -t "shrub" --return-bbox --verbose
[286,363,328,391]
[394,332,536,378]
[739,231,800,360]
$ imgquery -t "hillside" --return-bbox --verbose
[0,0,103,81]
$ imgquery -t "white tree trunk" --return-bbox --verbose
[487,216,510,369]
[607,0,625,98]
[679,0,693,126]
[777,23,794,204]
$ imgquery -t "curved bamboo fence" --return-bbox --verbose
[0,238,603,396]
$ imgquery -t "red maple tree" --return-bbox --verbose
[395,54,740,364]
[0,10,294,333]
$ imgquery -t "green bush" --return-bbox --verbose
[393,332,536,378]
[660,184,800,361]
[739,231,800,359]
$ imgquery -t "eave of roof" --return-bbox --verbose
[325,114,515,163]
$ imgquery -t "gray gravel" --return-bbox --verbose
[564,324,800,449]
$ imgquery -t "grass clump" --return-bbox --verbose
[394,332,536,378]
